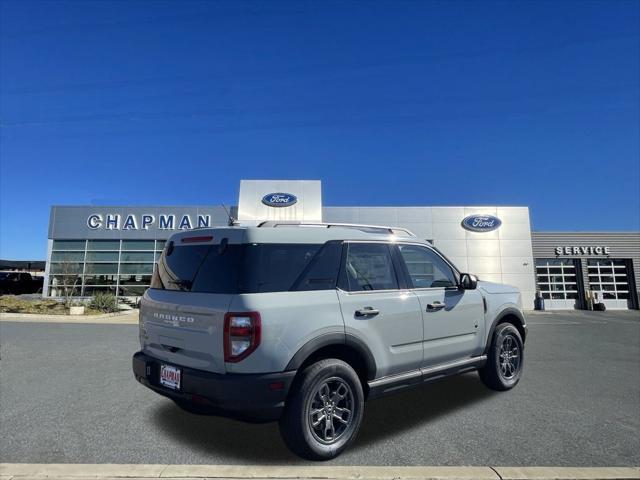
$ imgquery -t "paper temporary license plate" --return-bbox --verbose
[159,364,181,390]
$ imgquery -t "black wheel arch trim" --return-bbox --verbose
[285,332,377,380]
[483,307,527,355]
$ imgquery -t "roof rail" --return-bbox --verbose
[256,221,416,237]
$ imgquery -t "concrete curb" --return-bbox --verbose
[0,310,138,324]
[0,465,638,480]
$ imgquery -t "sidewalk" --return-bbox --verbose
[0,309,138,324]
[0,464,638,480]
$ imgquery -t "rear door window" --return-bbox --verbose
[342,243,399,291]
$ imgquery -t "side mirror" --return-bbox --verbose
[459,273,478,290]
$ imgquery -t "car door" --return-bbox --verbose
[337,242,423,379]
[395,243,484,367]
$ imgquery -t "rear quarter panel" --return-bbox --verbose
[226,290,345,373]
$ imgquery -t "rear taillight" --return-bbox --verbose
[224,312,261,363]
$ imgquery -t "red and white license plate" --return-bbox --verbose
[160,364,181,390]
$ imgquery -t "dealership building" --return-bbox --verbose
[44,180,640,311]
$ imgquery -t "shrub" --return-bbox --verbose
[89,293,118,313]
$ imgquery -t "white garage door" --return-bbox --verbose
[587,259,631,310]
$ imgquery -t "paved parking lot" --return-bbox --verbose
[1,311,638,466]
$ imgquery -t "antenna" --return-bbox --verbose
[221,203,236,226]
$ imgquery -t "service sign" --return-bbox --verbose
[261,192,298,207]
[461,214,502,232]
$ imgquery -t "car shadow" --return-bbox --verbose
[151,372,496,463]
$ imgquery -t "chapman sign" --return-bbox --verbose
[555,246,611,256]
[87,213,211,230]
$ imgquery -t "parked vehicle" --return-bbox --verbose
[0,272,43,294]
[133,222,527,460]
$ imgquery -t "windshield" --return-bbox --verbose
[151,242,321,294]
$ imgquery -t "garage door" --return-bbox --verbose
[536,259,580,310]
[587,259,632,310]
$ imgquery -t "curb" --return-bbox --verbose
[0,310,138,324]
[0,465,638,480]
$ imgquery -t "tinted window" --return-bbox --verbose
[151,242,321,294]
[398,244,456,288]
[293,241,342,291]
[344,243,398,291]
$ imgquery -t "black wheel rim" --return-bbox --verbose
[499,334,521,379]
[307,377,354,444]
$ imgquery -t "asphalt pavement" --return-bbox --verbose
[1,310,638,466]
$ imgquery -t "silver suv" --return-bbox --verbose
[133,222,527,460]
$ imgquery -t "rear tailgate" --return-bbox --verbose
[140,289,231,373]
[139,228,246,374]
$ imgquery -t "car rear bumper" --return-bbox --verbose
[132,351,296,423]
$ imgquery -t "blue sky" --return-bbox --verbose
[1,0,639,260]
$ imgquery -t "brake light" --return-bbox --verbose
[181,235,214,244]
[224,312,261,363]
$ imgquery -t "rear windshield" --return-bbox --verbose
[151,242,332,294]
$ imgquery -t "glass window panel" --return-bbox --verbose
[119,274,152,285]
[566,292,578,299]
[539,284,550,291]
[563,275,577,283]
[600,268,613,275]
[50,262,83,274]
[119,263,154,274]
[611,260,626,266]
[551,293,565,299]
[83,274,117,286]
[618,292,629,299]
[588,276,600,282]
[541,292,551,299]
[120,252,155,262]
[52,240,85,251]
[538,276,549,283]
[121,240,155,250]
[87,240,120,251]
[548,268,562,274]
[84,286,117,296]
[552,275,564,283]
[85,263,119,274]
[86,251,119,262]
[602,284,616,291]
[602,292,616,299]
[119,285,148,296]
[51,251,85,262]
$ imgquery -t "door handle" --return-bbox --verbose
[426,302,446,311]
[355,307,379,317]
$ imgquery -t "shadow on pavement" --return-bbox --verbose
[152,372,496,463]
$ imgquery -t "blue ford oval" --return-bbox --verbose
[461,214,502,232]
[262,192,298,207]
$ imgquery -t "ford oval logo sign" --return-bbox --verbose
[261,192,298,207]
[461,214,502,232]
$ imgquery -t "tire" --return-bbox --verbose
[279,359,364,460]
[479,323,524,391]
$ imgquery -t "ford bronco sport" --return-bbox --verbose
[133,222,527,460]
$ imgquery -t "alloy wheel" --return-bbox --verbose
[499,334,521,379]
[307,377,354,444]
